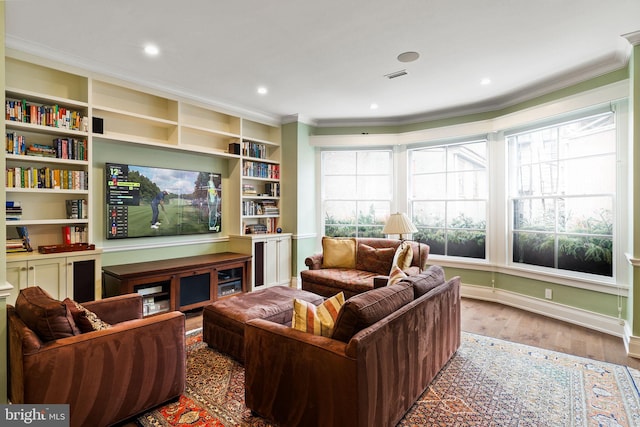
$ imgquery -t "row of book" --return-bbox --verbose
[241,139,269,159]
[6,132,88,160]
[244,218,279,234]
[62,225,88,245]
[6,167,88,190]
[6,99,85,131]
[6,200,22,221]
[243,161,280,179]
[242,200,279,216]
[66,199,88,219]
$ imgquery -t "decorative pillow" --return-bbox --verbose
[322,237,357,269]
[63,298,111,332]
[387,264,408,286]
[15,286,80,341]
[292,292,345,337]
[331,283,414,343]
[392,241,413,271]
[355,243,396,275]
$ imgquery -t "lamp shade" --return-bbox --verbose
[382,212,417,237]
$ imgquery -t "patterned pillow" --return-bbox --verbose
[392,241,413,271]
[322,237,357,269]
[292,292,345,337]
[63,298,111,333]
[355,243,396,275]
[387,264,408,286]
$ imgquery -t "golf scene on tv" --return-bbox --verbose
[106,163,222,239]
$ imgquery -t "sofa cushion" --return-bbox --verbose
[331,283,414,342]
[15,286,80,341]
[322,237,357,268]
[392,241,413,271]
[400,265,446,298]
[355,243,396,275]
[292,292,345,337]
[63,298,112,333]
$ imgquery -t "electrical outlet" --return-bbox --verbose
[545,288,553,299]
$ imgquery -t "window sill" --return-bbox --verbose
[427,254,627,297]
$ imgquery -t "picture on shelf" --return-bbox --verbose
[106,163,222,239]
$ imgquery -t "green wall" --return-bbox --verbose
[281,120,317,277]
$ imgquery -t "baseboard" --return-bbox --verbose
[623,322,640,358]
[461,283,625,338]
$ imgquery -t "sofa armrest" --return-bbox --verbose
[11,311,185,427]
[82,293,143,324]
[304,253,324,270]
[244,318,357,426]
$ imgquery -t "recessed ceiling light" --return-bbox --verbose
[257,86,268,95]
[370,103,379,110]
[397,51,420,63]
[144,44,159,56]
[481,78,492,85]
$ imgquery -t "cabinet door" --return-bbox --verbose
[27,257,67,300]
[6,261,28,305]
[67,254,101,303]
[264,239,278,287]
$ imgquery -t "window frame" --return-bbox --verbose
[320,148,394,238]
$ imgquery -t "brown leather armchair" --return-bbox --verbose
[7,290,186,427]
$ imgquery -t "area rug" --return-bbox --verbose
[138,330,640,427]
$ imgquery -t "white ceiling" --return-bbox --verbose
[4,0,640,126]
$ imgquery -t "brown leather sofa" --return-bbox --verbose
[245,266,460,427]
[301,237,430,298]
[7,287,186,427]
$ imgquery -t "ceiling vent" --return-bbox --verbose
[384,69,407,79]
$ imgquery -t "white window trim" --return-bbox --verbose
[313,80,630,294]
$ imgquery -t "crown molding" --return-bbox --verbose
[623,30,640,46]
[313,50,631,128]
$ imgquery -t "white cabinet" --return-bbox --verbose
[5,252,102,306]
[229,233,291,291]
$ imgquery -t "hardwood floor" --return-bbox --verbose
[184,297,640,369]
[460,297,640,370]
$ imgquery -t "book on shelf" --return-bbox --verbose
[6,200,23,221]
[242,183,256,195]
[5,99,85,131]
[66,199,88,219]
[62,225,88,245]
[6,167,87,190]
[15,226,33,252]
[6,131,88,160]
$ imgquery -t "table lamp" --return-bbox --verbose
[382,212,417,240]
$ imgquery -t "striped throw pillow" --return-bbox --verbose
[387,264,408,286]
[292,292,345,337]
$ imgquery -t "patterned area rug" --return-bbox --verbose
[138,330,640,427]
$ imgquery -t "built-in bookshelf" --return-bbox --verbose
[4,57,92,253]
[4,52,284,252]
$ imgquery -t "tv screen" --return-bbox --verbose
[106,163,222,239]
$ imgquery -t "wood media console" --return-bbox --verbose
[102,253,252,316]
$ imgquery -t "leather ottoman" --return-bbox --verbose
[203,285,324,363]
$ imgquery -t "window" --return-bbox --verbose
[408,141,488,259]
[321,150,392,237]
[508,111,615,277]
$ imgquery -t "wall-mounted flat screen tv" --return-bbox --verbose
[106,163,221,239]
